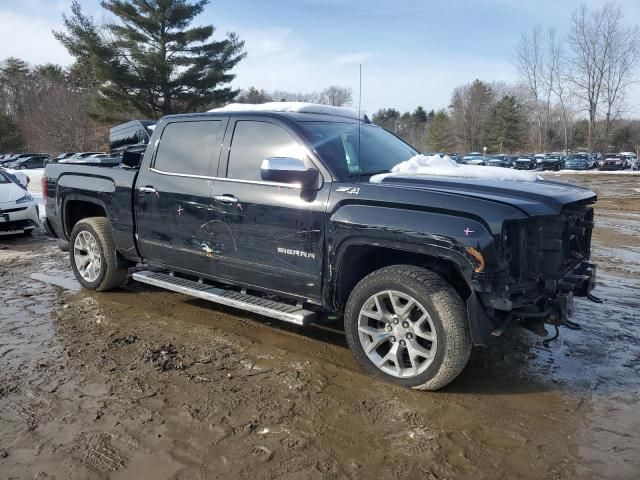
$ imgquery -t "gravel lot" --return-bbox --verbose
[1,173,639,479]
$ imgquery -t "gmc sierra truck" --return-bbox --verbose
[43,104,597,390]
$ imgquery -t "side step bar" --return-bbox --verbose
[132,270,316,326]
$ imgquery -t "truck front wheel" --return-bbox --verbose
[344,265,472,391]
[69,217,128,291]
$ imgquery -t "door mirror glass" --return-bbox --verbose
[261,157,320,188]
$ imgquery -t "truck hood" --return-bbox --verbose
[372,176,596,216]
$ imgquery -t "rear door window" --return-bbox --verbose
[154,121,221,176]
[226,120,306,181]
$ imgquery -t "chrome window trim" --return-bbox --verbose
[148,167,307,189]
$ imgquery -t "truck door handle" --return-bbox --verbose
[138,186,157,194]
[213,194,238,204]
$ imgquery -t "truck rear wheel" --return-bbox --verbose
[344,265,472,391]
[69,217,128,291]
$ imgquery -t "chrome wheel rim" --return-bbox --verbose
[73,231,101,282]
[358,290,437,378]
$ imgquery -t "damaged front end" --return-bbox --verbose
[478,202,597,339]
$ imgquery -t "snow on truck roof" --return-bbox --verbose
[208,102,368,122]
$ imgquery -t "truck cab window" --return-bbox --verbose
[227,121,306,181]
[154,121,221,176]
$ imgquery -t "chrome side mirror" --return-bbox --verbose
[260,157,320,188]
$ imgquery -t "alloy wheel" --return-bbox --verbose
[357,290,437,378]
[73,230,102,282]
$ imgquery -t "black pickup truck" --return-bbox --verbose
[43,105,597,390]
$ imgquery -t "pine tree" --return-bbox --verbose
[0,114,23,151]
[0,58,30,121]
[426,110,454,152]
[412,106,428,123]
[485,95,525,153]
[236,87,272,104]
[54,0,245,121]
[372,108,402,133]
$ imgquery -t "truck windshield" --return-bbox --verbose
[300,122,418,177]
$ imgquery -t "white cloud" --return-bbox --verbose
[238,27,301,57]
[0,10,72,66]
[335,52,373,65]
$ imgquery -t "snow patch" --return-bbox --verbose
[370,155,541,183]
[209,102,366,121]
[5,168,44,195]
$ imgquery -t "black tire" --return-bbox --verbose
[69,217,128,291]
[344,265,471,391]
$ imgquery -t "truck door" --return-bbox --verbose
[208,117,330,301]
[135,118,226,274]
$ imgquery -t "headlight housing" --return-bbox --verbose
[16,192,33,204]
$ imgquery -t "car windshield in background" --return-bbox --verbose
[300,122,418,176]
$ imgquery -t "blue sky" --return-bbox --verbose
[1,0,639,114]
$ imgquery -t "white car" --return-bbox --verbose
[0,169,40,236]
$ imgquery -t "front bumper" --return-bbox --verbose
[0,202,39,235]
[564,164,588,170]
[540,162,560,170]
[599,164,625,171]
[514,163,534,170]
[469,260,597,344]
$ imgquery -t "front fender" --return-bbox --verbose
[326,204,501,345]
[328,204,497,269]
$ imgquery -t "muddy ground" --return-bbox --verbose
[1,174,639,479]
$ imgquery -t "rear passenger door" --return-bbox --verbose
[208,117,330,301]
[135,118,226,274]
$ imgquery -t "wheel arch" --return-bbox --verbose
[62,195,108,239]
[329,238,475,311]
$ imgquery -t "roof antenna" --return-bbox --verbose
[358,63,362,174]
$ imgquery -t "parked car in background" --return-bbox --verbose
[599,154,626,171]
[0,153,44,166]
[486,154,511,168]
[463,154,486,165]
[447,153,461,163]
[58,152,107,164]
[534,154,546,167]
[620,152,638,170]
[585,153,597,169]
[563,153,591,170]
[514,155,536,170]
[540,154,563,171]
[5,155,50,169]
[507,155,519,167]
[0,168,39,236]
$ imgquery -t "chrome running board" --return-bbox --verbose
[132,270,316,326]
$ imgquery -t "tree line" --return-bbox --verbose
[1,0,639,155]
